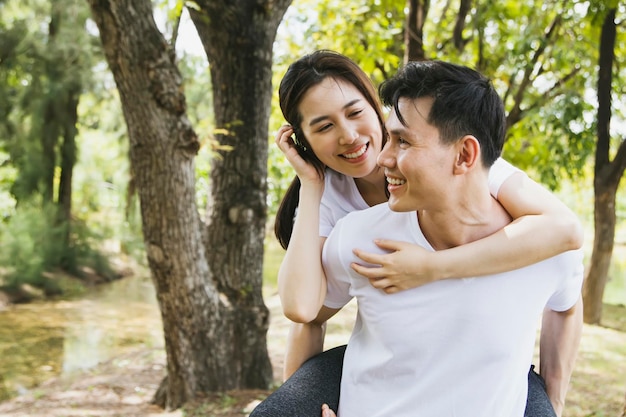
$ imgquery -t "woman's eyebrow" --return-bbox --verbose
[308,99,361,127]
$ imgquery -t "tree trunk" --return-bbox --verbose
[583,185,617,324]
[453,0,472,51]
[57,86,80,267]
[582,7,626,324]
[403,0,428,63]
[41,7,62,204]
[188,0,290,390]
[87,0,290,410]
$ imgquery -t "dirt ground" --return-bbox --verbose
[0,292,355,417]
[0,346,272,417]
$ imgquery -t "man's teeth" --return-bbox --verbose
[343,145,367,159]
[386,177,406,185]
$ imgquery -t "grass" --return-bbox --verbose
[565,304,626,416]
[262,237,285,291]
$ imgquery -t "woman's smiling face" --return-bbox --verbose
[297,77,383,179]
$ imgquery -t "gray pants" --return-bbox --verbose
[250,345,556,417]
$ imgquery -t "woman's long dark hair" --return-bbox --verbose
[274,50,386,249]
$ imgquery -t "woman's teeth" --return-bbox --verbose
[343,144,367,159]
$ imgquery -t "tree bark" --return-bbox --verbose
[582,7,626,324]
[87,0,290,409]
[584,184,618,324]
[403,0,429,63]
[189,0,291,386]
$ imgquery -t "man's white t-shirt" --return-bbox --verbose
[322,204,584,417]
[319,157,520,237]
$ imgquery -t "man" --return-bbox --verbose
[316,61,583,417]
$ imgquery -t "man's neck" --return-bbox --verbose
[417,180,512,251]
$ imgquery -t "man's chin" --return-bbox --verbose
[387,199,412,213]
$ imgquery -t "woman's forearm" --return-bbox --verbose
[433,212,583,279]
[278,183,327,323]
[496,171,584,251]
[435,170,584,279]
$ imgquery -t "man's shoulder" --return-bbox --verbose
[548,248,585,276]
[341,202,393,223]
[517,248,585,293]
[334,203,415,240]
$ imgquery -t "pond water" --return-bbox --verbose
[0,245,624,402]
[0,275,163,401]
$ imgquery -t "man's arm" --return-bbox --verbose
[539,296,583,417]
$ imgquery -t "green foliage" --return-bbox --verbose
[0,150,17,219]
[278,0,404,84]
[63,218,119,281]
[0,203,62,290]
[1,0,98,202]
[506,92,597,189]
[419,0,599,188]
[0,202,118,291]
[74,86,147,264]
[176,52,217,215]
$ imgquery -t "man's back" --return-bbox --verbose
[322,203,584,417]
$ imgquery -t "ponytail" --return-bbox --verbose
[274,176,301,249]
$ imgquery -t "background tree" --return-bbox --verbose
[403,0,428,62]
[87,0,291,409]
[9,0,90,211]
[583,2,626,324]
[0,0,111,291]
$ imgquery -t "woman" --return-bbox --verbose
[252,50,582,417]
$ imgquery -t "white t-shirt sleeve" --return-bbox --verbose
[319,170,370,238]
[488,158,524,199]
[322,217,354,309]
[546,249,585,312]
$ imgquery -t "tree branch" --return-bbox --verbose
[506,15,562,129]
[453,0,472,51]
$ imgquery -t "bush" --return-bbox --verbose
[0,204,58,288]
[0,203,117,292]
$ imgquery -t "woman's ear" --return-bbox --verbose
[453,135,480,174]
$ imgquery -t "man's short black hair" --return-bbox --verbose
[379,60,506,167]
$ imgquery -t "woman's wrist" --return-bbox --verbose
[427,250,457,281]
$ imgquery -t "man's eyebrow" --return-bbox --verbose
[387,127,407,136]
[308,99,362,127]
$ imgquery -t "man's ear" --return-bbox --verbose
[453,135,481,174]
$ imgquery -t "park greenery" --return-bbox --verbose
[0,0,625,413]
